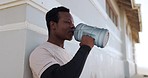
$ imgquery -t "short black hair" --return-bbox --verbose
[46,6,70,35]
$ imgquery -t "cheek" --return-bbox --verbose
[57,24,69,34]
[58,28,67,35]
[61,27,68,33]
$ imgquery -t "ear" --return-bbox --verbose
[50,21,56,30]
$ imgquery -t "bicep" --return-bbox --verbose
[41,64,61,78]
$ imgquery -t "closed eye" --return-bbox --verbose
[64,21,71,24]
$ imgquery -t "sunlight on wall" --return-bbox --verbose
[135,0,148,75]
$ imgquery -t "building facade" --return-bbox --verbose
[0,0,142,78]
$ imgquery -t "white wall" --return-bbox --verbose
[0,29,26,78]
[0,2,47,78]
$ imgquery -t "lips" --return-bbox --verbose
[68,28,75,35]
[68,30,74,35]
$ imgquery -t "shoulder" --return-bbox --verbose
[29,42,59,77]
[29,42,52,59]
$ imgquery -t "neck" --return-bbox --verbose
[47,38,64,48]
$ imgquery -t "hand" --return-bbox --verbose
[80,35,95,48]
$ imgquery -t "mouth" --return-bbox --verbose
[70,30,74,35]
[68,28,75,35]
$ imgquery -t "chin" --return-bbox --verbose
[66,35,73,41]
[67,38,72,41]
[67,37,73,41]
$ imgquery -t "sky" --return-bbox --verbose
[135,0,148,74]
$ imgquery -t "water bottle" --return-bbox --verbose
[74,23,109,48]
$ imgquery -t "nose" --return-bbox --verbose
[70,23,75,29]
[71,23,74,27]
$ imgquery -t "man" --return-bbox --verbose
[29,6,94,78]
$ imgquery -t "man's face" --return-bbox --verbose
[54,12,75,40]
